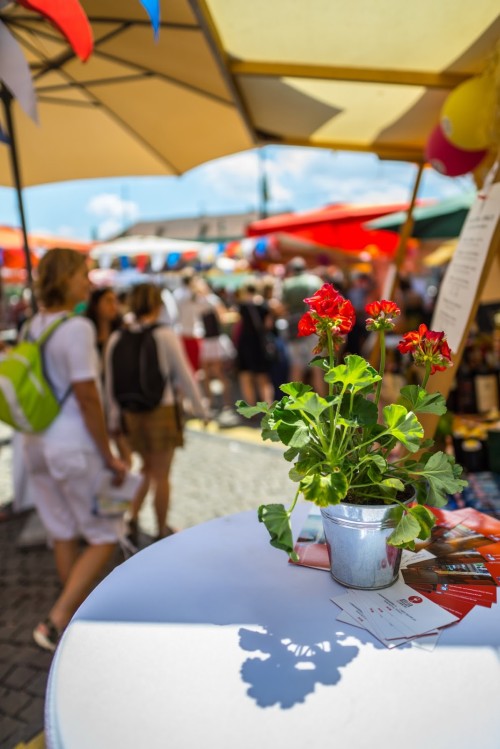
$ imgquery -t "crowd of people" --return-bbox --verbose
[1,247,435,653]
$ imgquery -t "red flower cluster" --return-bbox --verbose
[397,323,452,374]
[365,300,401,332]
[298,284,355,351]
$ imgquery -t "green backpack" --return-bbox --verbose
[0,315,74,433]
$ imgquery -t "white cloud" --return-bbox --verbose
[86,192,140,239]
[95,218,125,240]
[56,224,76,237]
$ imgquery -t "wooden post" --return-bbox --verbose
[370,161,425,367]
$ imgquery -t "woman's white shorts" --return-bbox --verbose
[23,438,121,545]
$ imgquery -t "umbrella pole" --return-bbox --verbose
[0,85,36,310]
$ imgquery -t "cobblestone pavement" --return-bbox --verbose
[0,423,291,749]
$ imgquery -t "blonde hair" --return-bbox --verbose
[36,248,87,308]
[129,283,162,318]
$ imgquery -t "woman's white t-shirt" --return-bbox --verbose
[24,312,100,450]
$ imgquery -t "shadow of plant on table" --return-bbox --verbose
[238,622,359,709]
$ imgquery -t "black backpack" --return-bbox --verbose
[111,325,166,412]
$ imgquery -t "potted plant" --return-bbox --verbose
[236,283,467,589]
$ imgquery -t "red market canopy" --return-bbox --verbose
[0,226,92,271]
[246,203,423,257]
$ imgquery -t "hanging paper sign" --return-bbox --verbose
[139,0,160,37]
[16,0,94,62]
[0,20,38,121]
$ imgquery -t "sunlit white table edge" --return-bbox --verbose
[45,504,500,749]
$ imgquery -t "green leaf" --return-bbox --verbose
[382,404,424,453]
[300,471,348,507]
[408,504,436,540]
[279,382,313,398]
[276,411,311,448]
[339,394,378,427]
[365,454,389,483]
[387,509,420,548]
[325,354,381,394]
[309,355,329,370]
[285,392,331,419]
[288,455,320,482]
[260,411,281,442]
[283,446,301,462]
[257,504,298,561]
[235,400,270,418]
[398,385,447,416]
[366,454,387,472]
[381,477,405,492]
[417,451,468,506]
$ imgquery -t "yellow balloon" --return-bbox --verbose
[441,75,495,150]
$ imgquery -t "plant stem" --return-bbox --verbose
[421,361,431,389]
[374,329,386,406]
[287,486,301,516]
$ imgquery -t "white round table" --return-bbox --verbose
[45,505,500,749]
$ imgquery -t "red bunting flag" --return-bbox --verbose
[16,0,93,61]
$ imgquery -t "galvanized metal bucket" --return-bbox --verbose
[320,498,410,590]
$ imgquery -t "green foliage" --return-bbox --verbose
[397,385,447,415]
[257,504,298,561]
[237,332,467,556]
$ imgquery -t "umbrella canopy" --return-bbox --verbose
[0,0,254,186]
[365,193,475,238]
[201,1,499,162]
[247,203,418,255]
[90,234,206,270]
[90,235,206,258]
[0,225,91,268]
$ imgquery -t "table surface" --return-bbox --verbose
[46,504,500,749]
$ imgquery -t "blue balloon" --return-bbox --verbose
[139,0,160,36]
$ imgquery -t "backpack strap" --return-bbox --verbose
[29,313,76,406]
[36,313,76,346]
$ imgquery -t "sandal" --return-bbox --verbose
[33,618,61,652]
[156,525,178,541]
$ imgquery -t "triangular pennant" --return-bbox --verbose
[0,20,38,122]
[139,0,160,37]
[16,0,94,62]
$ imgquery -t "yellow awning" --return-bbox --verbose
[202,0,500,162]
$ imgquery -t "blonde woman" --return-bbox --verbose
[105,283,208,540]
[23,249,127,652]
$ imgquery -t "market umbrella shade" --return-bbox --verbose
[201,1,499,162]
[365,193,475,238]
[0,0,254,186]
[247,203,417,256]
[0,225,91,269]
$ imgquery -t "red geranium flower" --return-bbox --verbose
[365,299,400,332]
[297,312,317,337]
[397,324,452,374]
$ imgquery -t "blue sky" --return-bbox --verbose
[0,146,474,241]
